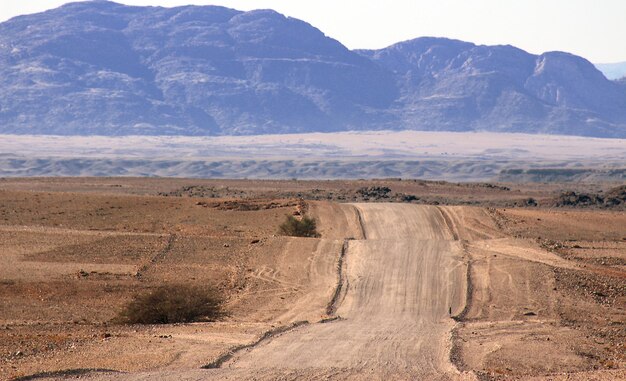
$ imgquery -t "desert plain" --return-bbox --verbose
[0,177,624,380]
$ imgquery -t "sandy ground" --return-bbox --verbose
[72,204,472,380]
[1,131,624,161]
[209,204,470,380]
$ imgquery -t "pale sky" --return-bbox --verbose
[2,0,625,63]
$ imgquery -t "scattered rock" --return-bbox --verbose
[356,186,391,200]
[77,269,89,278]
[553,185,626,209]
[524,197,538,206]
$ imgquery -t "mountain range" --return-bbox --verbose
[1,1,626,138]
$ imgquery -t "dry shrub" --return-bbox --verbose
[117,284,224,324]
[278,215,320,238]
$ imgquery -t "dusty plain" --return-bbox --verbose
[0,177,624,380]
[1,132,624,181]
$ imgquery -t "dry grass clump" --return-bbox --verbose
[278,215,320,238]
[117,284,224,324]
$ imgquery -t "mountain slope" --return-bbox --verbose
[1,1,625,137]
[0,1,396,135]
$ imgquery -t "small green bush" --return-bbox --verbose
[278,215,320,238]
[117,284,224,324]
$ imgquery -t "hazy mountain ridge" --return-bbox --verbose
[358,39,626,136]
[1,1,625,137]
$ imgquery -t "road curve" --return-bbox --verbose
[80,204,472,380]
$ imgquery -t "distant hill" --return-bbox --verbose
[595,61,626,80]
[358,39,626,137]
[1,1,626,138]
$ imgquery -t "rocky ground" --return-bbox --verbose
[469,208,626,379]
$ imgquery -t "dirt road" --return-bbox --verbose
[82,204,472,380]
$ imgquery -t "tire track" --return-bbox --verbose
[201,320,309,370]
[326,239,349,316]
[12,368,121,381]
[355,206,368,240]
[135,233,176,279]
[437,206,460,241]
